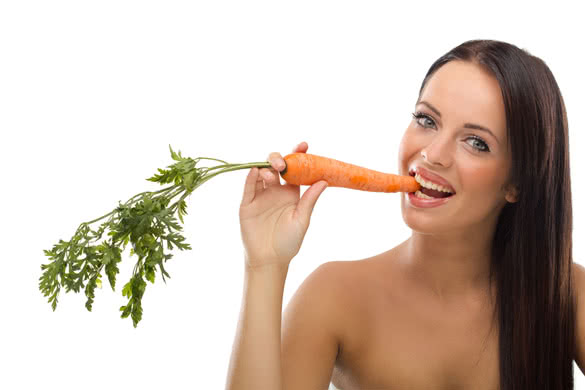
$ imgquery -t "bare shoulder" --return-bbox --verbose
[318,250,405,337]
[301,257,392,335]
[279,259,369,389]
[572,262,585,373]
[573,262,585,288]
[283,260,362,343]
[314,255,397,305]
[302,260,358,300]
[305,259,366,319]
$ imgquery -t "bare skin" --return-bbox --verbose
[327,60,513,389]
[230,60,585,390]
[329,249,585,390]
[326,60,585,389]
[329,246,500,390]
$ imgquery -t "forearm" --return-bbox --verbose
[225,263,289,390]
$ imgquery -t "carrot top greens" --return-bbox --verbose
[39,145,271,327]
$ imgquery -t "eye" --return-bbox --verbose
[411,112,491,153]
[466,136,490,153]
[412,112,435,129]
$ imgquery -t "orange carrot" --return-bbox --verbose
[279,153,421,193]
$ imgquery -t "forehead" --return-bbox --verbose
[420,61,507,142]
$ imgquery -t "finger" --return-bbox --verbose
[259,167,280,186]
[242,167,260,205]
[294,141,308,153]
[267,152,286,172]
[265,144,307,175]
[256,170,266,192]
[265,152,285,186]
[295,180,328,226]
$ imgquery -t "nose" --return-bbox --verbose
[421,133,453,167]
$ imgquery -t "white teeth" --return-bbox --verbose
[414,173,453,194]
[415,190,433,199]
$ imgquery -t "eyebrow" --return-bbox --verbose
[416,100,500,145]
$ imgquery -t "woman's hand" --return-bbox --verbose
[239,142,328,270]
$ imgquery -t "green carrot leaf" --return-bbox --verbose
[39,145,271,327]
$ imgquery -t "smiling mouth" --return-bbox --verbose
[408,171,455,199]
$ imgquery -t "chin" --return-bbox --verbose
[399,196,451,234]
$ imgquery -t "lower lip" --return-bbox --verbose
[406,191,454,208]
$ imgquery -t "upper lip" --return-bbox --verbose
[408,166,456,193]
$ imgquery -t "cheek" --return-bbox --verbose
[460,163,504,198]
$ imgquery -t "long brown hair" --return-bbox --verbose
[417,40,575,389]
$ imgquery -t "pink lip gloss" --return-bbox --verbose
[406,191,454,208]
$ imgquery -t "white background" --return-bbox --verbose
[1,1,584,389]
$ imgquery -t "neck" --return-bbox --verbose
[399,228,496,301]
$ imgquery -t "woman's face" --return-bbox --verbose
[398,60,516,234]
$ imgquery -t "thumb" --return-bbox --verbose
[295,180,328,224]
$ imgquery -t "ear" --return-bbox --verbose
[504,184,519,203]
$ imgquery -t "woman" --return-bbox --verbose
[226,39,584,389]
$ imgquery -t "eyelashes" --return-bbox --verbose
[411,112,490,153]
[412,112,435,128]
